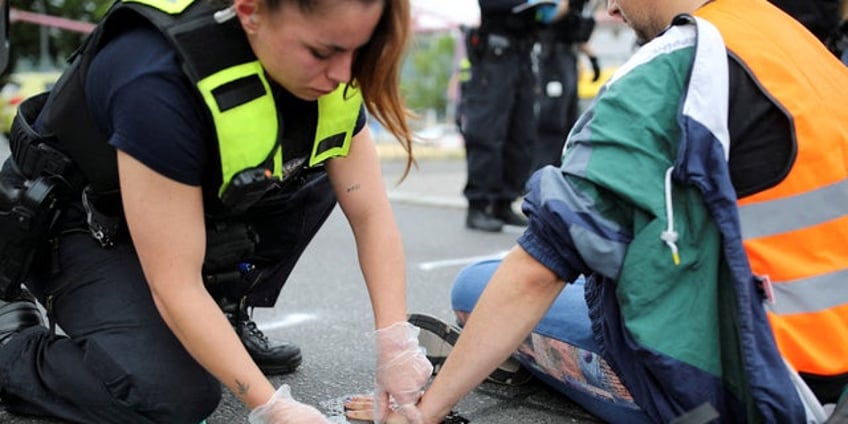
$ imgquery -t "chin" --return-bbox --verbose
[289,89,320,101]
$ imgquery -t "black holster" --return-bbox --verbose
[0,93,74,299]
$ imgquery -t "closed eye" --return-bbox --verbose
[309,47,332,60]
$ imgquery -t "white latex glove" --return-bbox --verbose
[373,322,434,424]
[248,384,333,424]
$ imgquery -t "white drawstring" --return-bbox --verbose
[660,167,681,265]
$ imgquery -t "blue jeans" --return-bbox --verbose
[451,259,652,424]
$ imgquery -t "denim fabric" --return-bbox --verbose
[451,259,651,423]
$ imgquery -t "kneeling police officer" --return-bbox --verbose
[0,0,431,422]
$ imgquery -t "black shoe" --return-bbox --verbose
[226,308,302,375]
[0,289,44,346]
[408,313,534,386]
[493,203,529,227]
[466,208,504,232]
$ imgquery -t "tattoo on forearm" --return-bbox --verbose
[236,379,250,396]
[346,183,361,193]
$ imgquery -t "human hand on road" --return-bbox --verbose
[345,395,418,424]
[346,395,469,424]
[248,384,333,424]
[373,322,433,424]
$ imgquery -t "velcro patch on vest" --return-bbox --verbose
[316,132,346,155]
[212,74,266,112]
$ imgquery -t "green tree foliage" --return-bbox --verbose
[400,32,456,121]
[6,0,109,76]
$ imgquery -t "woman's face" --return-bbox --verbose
[239,0,383,100]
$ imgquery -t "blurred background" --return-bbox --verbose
[0,0,636,143]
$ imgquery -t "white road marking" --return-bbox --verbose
[417,250,509,271]
[259,313,317,331]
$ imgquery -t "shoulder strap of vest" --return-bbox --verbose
[121,0,259,84]
[40,0,278,197]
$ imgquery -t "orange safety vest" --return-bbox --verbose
[698,0,848,377]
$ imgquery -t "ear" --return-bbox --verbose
[234,0,260,32]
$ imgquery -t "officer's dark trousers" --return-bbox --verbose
[241,171,338,307]
[0,173,337,423]
[0,232,221,424]
[461,45,537,205]
[534,42,579,171]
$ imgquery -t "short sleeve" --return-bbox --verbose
[86,25,213,186]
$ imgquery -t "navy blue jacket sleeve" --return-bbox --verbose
[516,167,590,283]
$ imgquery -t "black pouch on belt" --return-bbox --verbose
[202,220,259,286]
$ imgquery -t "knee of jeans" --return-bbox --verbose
[450,259,501,313]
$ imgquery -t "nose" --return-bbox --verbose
[326,51,354,85]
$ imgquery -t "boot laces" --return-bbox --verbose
[244,320,270,346]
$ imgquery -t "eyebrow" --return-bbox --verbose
[315,39,369,53]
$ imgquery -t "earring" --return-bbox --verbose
[213,5,236,23]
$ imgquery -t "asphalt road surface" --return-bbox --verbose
[0,140,600,423]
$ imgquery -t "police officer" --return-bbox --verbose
[459,0,560,232]
[0,0,431,422]
[766,0,848,65]
[534,0,598,170]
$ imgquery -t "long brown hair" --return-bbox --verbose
[272,0,417,180]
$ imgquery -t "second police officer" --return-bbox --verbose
[459,0,562,232]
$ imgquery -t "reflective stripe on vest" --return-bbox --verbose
[198,65,362,196]
[124,0,193,15]
[310,87,362,167]
[698,0,848,376]
[458,58,471,82]
[196,61,279,196]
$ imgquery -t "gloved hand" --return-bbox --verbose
[373,321,433,424]
[248,384,333,424]
[588,55,601,82]
[535,4,559,24]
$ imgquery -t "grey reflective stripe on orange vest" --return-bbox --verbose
[738,179,848,240]
[765,269,848,315]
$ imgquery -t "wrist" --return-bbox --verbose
[244,380,276,410]
[418,396,453,424]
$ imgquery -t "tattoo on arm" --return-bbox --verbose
[236,379,250,396]
[346,183,361,193]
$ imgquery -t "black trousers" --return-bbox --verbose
[534,41,579,171]
[0,232,221,423]
[459,45,537,205]
[215,172,338,308]
[0,172,337,423]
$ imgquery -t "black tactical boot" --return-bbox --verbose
[466,200,504,232]
[493,200,529,227]
[224,300,302,375]
[1,289,44,346]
